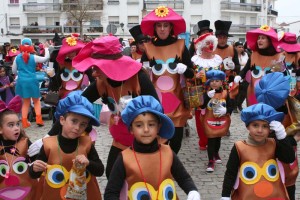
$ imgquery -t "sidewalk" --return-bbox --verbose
[26,111,300,199]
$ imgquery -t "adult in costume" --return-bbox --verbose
[234,25,283,106]
[191,32,222,150]
[12,38,50,128]
[129,25,150,62]
[140,6,194,154]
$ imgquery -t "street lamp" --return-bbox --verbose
[120,22,124,36]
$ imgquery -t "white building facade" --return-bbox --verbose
[0,0,278,45]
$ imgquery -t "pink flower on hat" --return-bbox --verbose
[155,6,169,17]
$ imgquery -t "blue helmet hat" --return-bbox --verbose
[205,69,226,85]
[241,103,284,126]
[55,91,100,126]
[255,72,290,109]
[121,95,175,140]
[21,38,32,46]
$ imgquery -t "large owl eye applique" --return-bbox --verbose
[0,160,9,178]
[70,70,83,82]
[152,64,167,76]
[129,182,155,200]
[12,157,28,175]
[166,63,178,74]
[46,165,70,188]
[158,179,176,200]
[251,66,264,79]
[240,159,279,185]
[60,69,71,82]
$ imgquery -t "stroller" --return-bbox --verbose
[28,71,54,122]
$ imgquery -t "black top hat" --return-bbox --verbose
[214,20,233,37]
[197,20,213,36]
[129,25,149,43]
[53,32,63,46]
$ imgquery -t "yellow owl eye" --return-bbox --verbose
[158,179,176,200]
[45,164,69,188]
[263,159,279,182]
[240,162,261,185]
[129,182,156,200]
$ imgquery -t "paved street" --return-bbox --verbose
[26,111,300,199]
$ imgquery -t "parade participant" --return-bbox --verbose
[129,25,150,62]
[29,91,104,200]
[191,32,222,150]
[0,65,15,105]
[140,6,194,154]
[200,70,233,172]
[12,38,50,128]
[0,96,39,200]
[221,103,294,200]
[104,95,201,200]
[234,25,283,106]
[234,41,249,111]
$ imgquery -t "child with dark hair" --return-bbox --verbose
[0,65,15,104]
[0,96,39,199]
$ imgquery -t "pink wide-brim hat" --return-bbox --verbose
[141,6,186,36]
[72,36,142,81]
[246,25,280,52]
[278,32,300,53]
[8,49,20,57]
[56,36,85,64]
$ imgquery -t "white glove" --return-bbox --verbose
[27,134,49,157]
[214,106,227,117]
[187,190,201,200]
[175,63,187,74]
[46,67,55,77]
[269,121,286,140]
[234,75,242,83]
[207,89,216,98]
[220,197,231,200]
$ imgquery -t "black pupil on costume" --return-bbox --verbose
[167,191,174,199]
[169,63,177,70]
[73,72,80,78]
[62,71,69,77]
[154,64,162,71]
[108,102,115,111]
[1,168,6,175]
[252,68,259,75]
[265,69,272,74]
[17,165,24,172]
[270,168,276,176]
[246,171,254,179]
[141,195,150,200]
[56,173,64,182]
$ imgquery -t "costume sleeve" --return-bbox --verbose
[86,145,104,177]
[239,58,251,79]
[233,48,241,74]
[138,70,159,101]
[29,145,48,179]
[104,154,126,200]
[275,137,295,163]
[12,59,17,75]
[200,92,210,109]
[34,48,50,63]
[226,93,235,114]
[182,47,194,79]
[222,144,240,197]
[171,152,198,194]
[82,81,100,103]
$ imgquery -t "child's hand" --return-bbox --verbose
[270,121,286,140]
[75,155,89,167]
[32,160,47,172]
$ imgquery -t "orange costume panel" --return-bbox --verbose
[144,39,191,127]
[40,136,101,200]
[247,51,282,106]
[232,139,289,200]
[122,144,178,199]
[0,138,39,200]
[213,45,234,70]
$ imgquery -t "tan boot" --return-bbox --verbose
[36,115,44,127]
[22,118,31,129]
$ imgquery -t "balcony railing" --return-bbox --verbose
[61,3,103,11]
[23,25,62,34]
[230,24,260,33]
[144,0,184,10]
[127,0,139,4]
[23,3,61,12]
[23,25,103,34]
[220,1,261,12]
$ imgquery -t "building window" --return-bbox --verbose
[240,16,246,25]
[127,16,138,26]
[10,0,19,3]
[10,17,20,26]
[240,0,246,3]
[108,16,119,25]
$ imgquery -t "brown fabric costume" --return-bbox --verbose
[143,39,191,127]
[232,139,289,200]
[213,45,235,69]
[0,137,38,200]
[40,136,101,200]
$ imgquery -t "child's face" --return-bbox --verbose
[210,80,223,89]
[130,113,161,144]
[0,68,5,77]
[0,114,20,141]
[247,120,270,143]
[60,113,89,139]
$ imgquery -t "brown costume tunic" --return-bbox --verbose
[232,139,289,200]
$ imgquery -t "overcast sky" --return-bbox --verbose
[275,0,300,23]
